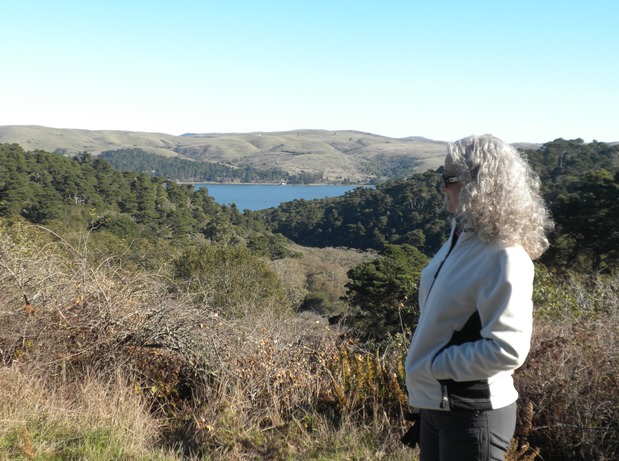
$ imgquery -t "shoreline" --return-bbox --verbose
[179,181,373,187]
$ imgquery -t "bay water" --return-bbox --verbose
[195,183,367,211]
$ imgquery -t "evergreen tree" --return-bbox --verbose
[546,169,619,273]
[344,244,428,340]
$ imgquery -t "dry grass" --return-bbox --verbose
[0,367,179,460]
[1,217,617,460]
[270,244,376,310]
[514,274,619,461]
[158,307,413,459]
[0,219,412,459]
[0,125,181,156]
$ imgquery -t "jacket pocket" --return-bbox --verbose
[439,378,493,411]
[434,311,493,411]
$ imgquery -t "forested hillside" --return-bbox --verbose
[262,173,449,252]
[0,143,294,258]
[262,138,619,274]
[524,138,619,272]
[100,148,324,184]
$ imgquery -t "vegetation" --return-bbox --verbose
[523,138,619,273]
[261,172,449,252]
[0,126,447,183]
[262,138,619,272]
[0,138,617,460]
[0,143,295,260]
[0,217,411,460]
[344,244,428,341]
[100,148,325,184]
[516,267,619,460]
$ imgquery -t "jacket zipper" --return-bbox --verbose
[423,233,458,306]
[425,227,460,410]
[440,384,449,409]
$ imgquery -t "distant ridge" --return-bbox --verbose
[5,125,606,182]
[0,126,449,182]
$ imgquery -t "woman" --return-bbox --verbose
[404,135,553,460]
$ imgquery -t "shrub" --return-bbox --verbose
[3,217,616,459]
[172,244,291,318]
[344,244,427,340]
[0,219,415,458]
[515,273,619,460]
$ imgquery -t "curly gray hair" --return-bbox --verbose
[447,134,554,259]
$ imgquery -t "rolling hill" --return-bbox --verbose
[0,125,448,182]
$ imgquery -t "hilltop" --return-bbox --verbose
[0,125,448,182]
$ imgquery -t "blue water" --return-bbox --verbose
[195,184,366,211]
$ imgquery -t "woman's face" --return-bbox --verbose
[441,157,463,213]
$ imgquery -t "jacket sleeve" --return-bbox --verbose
[431,247,534,382]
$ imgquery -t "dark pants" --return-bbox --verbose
[419,402,516,461]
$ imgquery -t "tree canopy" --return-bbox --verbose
[261,170,450,254]
[0,143,297,259]
[100,148,324,184]
[261,138,619,273]
[344,244,428,340]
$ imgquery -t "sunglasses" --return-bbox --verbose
[440,172,460,188]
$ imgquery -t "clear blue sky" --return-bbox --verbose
[1,0,617,143]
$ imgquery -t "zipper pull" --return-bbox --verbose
[440,385,449,409]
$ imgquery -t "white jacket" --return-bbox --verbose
[405,219,534,411]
